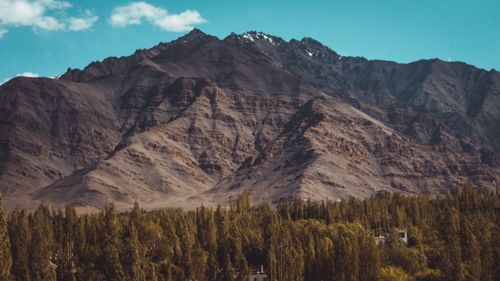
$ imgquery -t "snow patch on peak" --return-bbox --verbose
[240,32,276,45]
[242,33,254,42]
[257,33,275,44]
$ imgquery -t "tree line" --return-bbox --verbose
[0,184,498,281]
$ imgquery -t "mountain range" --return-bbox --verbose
[1,29,499,211]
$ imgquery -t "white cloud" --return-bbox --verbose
[0,27,8,37]
[2,72,40,85]
[0,0,68,31]
[0,0,98,36]
[110,1,206,32]
[68,10,98,31]
[16,71,39,77]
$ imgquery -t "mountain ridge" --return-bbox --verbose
[1,29,499,211]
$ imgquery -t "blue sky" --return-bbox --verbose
[1,0,499,83]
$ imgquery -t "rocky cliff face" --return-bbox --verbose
[1,29,499,210]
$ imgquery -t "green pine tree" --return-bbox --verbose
[125,222,147,281]
[101,204,125,281]
[0,198,13,281]
[29,205,56,281]
[8,209,31,281]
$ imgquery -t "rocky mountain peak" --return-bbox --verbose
[175,28,214,43]
[298,37,341,59]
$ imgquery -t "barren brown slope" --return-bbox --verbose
[1,29,499,210]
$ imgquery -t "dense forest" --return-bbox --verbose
[0,185,499,281]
